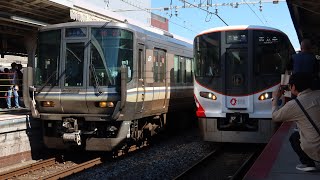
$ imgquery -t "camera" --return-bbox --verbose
[280,84,289,91]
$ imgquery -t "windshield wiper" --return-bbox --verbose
[89,64,102,95]
[38,70,58,92]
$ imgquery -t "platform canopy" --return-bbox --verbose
[0,0,72,56]
[0,0,122,57]
[287,0,320,51]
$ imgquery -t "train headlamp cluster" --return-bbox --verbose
[41,101,55,107]
[258,92,272,101]
[200,91,217,100]
[98,101,114,108]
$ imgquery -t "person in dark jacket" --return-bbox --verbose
[291,39,318,74]
[288,39,319,93]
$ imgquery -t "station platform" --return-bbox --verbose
[0,108,43,169]
[244,122,320,180]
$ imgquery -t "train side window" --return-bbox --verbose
[153,49,166,83]
[138,49,143,79]
[186,58,193,83]
[174,55,179,83]
[179,56,186,83]
[153,50,159,82]
[159,50,166,82]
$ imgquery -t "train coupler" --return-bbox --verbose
[62,131,81,145]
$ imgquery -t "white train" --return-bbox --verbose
[193,25,295,143]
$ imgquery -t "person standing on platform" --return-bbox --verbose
[6,62,20,109]
[272,73,320,172]
[16,64,23,97]
[289,39,319,90]
[290,39,318,74]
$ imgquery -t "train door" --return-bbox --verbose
[135,44,146,113]
[152,49,166,111]
[60,41,89,113]
[224,48,250,109]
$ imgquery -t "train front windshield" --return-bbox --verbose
[194,32,222,92]
[194,29,291,95]
[253,30,291,92]
[90,28,133,86]
[36,27,133,88]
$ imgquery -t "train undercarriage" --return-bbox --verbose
[42,114,167,152]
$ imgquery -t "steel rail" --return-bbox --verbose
[230,151,259,180]
[42,157,103,180]
[174,144,263,180]
[0,158,56,179]
[173,145,223,180]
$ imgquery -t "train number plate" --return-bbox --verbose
[226,97,248,108]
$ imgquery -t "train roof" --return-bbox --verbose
[198,25,285,36]
[39,21,193,48]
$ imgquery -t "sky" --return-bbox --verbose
[151,0,300,50]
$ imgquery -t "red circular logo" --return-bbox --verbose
[230,98,237,106]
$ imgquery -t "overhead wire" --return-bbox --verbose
[119,0,199,34]
[179,0,228,25]
[250,1,269,24]
[243,0,265,24]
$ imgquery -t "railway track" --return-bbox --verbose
[0,158,56,179]
[174,143,264,180]
[0,140,151,180]
[0,157,103,180]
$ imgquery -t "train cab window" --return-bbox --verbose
[254,31,287,75]
[153,49,166,83]
[36,30,61,86]
[194,33,220,78]
[253,30,292,92]
[90,28,133,86]
[65,43,84,86]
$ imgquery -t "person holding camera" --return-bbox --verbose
[272,72,320,172]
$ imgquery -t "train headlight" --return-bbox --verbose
[258,92,272,101]
[98,101,114,108]
[41,101,55,107]
[200,92,217,100]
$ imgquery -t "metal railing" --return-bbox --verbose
[0,72,22,98]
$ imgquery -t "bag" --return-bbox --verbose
[295,99,320,136]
